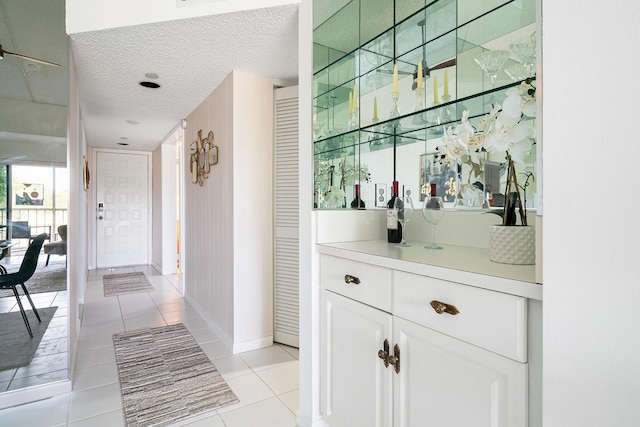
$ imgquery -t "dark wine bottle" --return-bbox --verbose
[387,181,402,243]
[350,184,366,209]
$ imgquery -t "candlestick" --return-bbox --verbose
[444,69,449,98]
[433,76,439,105]
[373,96,379,121]
[353,83,358,109]
[392,63,398,95]
[389,92,400,120]
[417,61,423,91]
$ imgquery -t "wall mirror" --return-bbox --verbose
[313,0,538,211]
[0,0,70,397]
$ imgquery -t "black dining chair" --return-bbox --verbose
[0,234,47,338]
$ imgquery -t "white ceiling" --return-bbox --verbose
[1,0,299,154]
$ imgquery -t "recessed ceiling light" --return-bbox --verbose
[144,72,159,79]
[126,120,139,125]
[139,81,161,89]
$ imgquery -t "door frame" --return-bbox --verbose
[89,148,153,269]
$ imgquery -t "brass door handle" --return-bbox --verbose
[344,274,361,285]
[388,343,400,374]
[430,300,460,315]
[378,338,390,368]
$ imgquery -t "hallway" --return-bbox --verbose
[0,265,299,426]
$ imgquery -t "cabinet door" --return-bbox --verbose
[321,290,393,427]
[393,317,528,427]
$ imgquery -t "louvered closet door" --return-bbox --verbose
[274,86,299,347]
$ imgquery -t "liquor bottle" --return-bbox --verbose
[350,184,365,209]
[387,181,402,243]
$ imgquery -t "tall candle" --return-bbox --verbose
[353,83,358,109]
[373,96,379,121]
[392,63,398,94]
[444,69,449,98]
[417,61,423,91]
[348,91,353,116]
[433,75,439,104]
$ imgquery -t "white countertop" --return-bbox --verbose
[316,240,542,301]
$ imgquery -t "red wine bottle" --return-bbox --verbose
[350,184,366,209]
[387,181,402,243]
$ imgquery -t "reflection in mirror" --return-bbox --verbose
[313,0,538,211]
[0,162,69,392]
[0,0,69,395]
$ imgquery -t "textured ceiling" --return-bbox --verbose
[1,1,299,154]
[0,0,67,105]
[71,4,299,151]
[0,0,68,147]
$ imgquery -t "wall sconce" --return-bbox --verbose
[190,129,218,186]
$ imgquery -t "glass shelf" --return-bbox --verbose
[314,79,527,160]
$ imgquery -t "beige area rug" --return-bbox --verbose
[0,307,58,371]
[103,272,153,296]
[113,323,238,427]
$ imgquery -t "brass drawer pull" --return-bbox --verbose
[430,300,460,315]
[344,274,361,285]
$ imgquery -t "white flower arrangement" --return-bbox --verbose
[439,79,536,224]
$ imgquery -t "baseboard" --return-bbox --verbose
[233,336,273,354]
[0,380,71,410]
[297,411,330,427]
[184,294,234,351]
[184,295,274,355]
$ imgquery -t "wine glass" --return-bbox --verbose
[422,196,445,250]
[393,196,414,247]
[509,34,536,77]
[474,50,510,86]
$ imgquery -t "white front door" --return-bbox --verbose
[95,151,150,268]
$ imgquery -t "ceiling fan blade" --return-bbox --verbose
[1,48,60,67]
[427,58,456,72]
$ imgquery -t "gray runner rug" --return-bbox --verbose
[0,307,58,371]
[0,261,67,298]
[113,323,238,427]
[104,271,153,296]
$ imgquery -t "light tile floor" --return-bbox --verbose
[1,254,69,392]
[0,265,299,427]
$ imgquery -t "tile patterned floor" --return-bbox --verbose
[0,265,299,427]
[0,254,69,392]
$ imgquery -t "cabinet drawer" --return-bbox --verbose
[320,255,392,312]
[393,271,527,362]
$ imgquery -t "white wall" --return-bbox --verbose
[231,71,275,351]
[151,135,179,275]
[183,70,274,353]
[184,71,234,347]
[152,145,163,269]
[542,1,640,425]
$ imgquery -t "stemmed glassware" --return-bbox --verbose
[474,50,510,86]
[393,196,414,247]
[509,33,536,77]
[422,196,444,250]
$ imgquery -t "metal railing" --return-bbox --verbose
[0,208,68,248]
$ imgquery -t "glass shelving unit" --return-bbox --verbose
[313,0,537,209]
